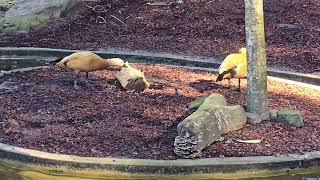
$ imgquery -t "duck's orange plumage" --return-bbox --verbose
[50,51,125,90]
[55,51,124,72]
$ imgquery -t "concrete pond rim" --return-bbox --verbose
[0,47,320,178]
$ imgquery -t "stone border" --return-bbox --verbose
[0,142,320,177]
[0,48,320,177]
[1,47,319,86]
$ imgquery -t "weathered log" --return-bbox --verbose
[174,93,247,158]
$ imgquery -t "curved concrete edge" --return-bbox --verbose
[267,76,320,91]
[1,161,319,180]
[1,47,319,87]
[268,70,320,88]
[0,143,320,177]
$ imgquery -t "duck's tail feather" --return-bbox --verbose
[48,58,63,67]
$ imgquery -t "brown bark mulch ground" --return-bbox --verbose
[1,0,320,73]
[0,64,319,160]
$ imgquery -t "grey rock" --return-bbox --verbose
[261,110,271,121]
[246,112,262,124]
[269,109,278,119]
[277,109,304,127]
[246,109,270,124]
[174,104,246,158]
[0,0,82,32]
[222,105,247,133]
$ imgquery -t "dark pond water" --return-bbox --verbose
[0,56,49,71]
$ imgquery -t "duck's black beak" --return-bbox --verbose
[216,74,224,82]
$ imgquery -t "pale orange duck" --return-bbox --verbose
[49,51,125,90]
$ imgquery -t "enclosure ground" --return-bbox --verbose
[0,64,319,160]
[0,0,319,73]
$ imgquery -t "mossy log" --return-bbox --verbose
[174,94,247,159]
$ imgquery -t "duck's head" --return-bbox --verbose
[107,58,125,67]
[124,61,130,68]
[239,48,246,54]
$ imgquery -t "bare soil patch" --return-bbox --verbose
[0,64,319,159]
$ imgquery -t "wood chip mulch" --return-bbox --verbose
[0,64,319,160]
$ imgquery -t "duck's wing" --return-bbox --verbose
[218,53,242,74]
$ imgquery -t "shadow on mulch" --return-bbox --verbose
[48,112,105,126]
[189,79,229,93]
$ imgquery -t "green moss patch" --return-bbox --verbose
[0,14,49,32]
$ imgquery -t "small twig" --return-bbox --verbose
[0,91,11,95]
[68,21,71,31]
[83,3,93,9]
[157,141,162,149]
[145,2,173,6]
[110,15,125,25]
[84,4,108,13]
[96,16,107,24]
[93,5,108,13]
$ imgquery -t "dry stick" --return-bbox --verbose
[110,15,125,25]
[93,5,108,13]
[68,22,71,32]
[145,2,173,6]
[83,3,93,9]
[96,16,107,24]
[84,4,122,25]
[206,0,215,4]
[84,3,108,13]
